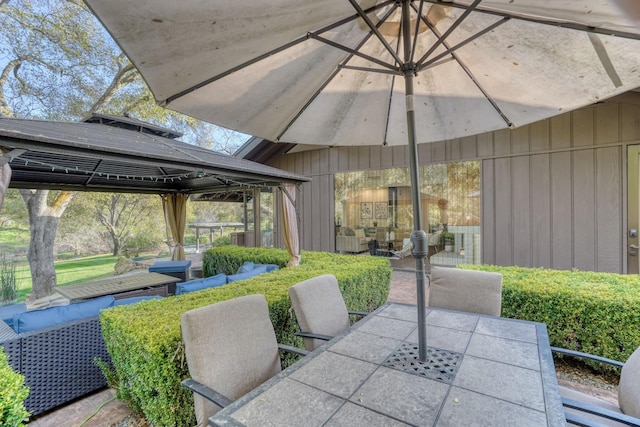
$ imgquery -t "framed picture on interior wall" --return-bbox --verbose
[375,202,388,219]
[361,202,373,219]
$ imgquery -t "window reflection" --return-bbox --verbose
[334,161,480,265]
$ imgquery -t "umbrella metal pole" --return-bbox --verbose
[402,0,428,362]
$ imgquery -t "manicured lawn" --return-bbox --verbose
[14,254,120,302]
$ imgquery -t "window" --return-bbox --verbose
[334,161,480,265]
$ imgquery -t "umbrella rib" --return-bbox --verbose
[416,17,510,71]
[421,0,640,41]
[165,1,396,105]
[409,0,426,64]
[347,0,403,66]
[276,4,400,142]
[382,31,404,146]
[340,65,399,75]
[309,34,399,72]
[414,0,483,66]
[422,17,513,127]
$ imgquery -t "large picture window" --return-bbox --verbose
[334,161,480,265]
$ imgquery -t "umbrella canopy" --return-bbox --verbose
[86,0,640,361]
[86,1,640,146]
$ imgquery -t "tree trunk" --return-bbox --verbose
[20,189,76,301]
[112,236,121,256]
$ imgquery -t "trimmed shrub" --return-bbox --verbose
[0,348,29,426]
[100,248,390,426]
[460,265,640,371]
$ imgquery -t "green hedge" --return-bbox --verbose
[0,348,29,426]
[100,248,391,426]
[460,265,640,370]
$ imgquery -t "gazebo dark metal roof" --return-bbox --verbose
[0,116,309,194]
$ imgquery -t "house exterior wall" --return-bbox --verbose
[266,93,640,273]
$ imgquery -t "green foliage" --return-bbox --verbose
[0,255,18,304]
[460,265,640,372]
[0,348,30,426]
[441,231,454,244]
[100,248,391,426]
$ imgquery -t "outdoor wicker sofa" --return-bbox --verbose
[0,295,158,417]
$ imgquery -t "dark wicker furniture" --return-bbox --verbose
[0,315,111,417]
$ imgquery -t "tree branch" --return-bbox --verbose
[0,59,21,117]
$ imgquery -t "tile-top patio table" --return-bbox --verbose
[209,302,566,427]
[56,272,181,302]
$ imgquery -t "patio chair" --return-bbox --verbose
[551,345,640,426]
[428,266,503,317]
[180,294,308,426]
[391,238,413,259]
[288,274,368,351]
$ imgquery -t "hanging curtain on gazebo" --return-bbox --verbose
[161,193,188,261]
[279,184,300,267]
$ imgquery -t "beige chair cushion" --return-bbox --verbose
[429,266,503,317]
[619,346,640,418]
[288,274,351,351]
[181,295,281,426]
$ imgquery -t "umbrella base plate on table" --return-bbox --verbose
[383,342,463,384]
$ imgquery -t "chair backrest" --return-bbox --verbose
[619,345,640,418]
[181,295,281,426]
[288,274,350,351]
[429,266,503,317]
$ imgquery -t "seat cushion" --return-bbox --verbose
[237,261,255,274]
[619,346,640,418]
[429,266,502,317]
[112,295,162,306]
[0,303,26,330]
[149,260,192,273]
[255,264,279,272]
[13,296,115,333]
[288,274,351,351]
[181,295,281,425]
[176,274,228,295]
[226,265,267,283]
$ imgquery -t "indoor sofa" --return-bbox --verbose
[335,227,371,253]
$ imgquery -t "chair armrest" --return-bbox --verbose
[565,410,610,426]
[278,343,310,356]
[550,347,625,369]
[181,378,233,408]
[294,331,333,341]
[348,310,369,317]
[563,397,640,426]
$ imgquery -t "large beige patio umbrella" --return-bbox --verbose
[86,0,640,360]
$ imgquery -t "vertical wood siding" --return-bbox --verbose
[267,95,640,273]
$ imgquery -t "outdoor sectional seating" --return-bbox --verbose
[0,295,159,417]
[174,262,279,295]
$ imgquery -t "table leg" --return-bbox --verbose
[195,228,200,253]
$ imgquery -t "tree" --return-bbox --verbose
[93,193,162,256]
[0,0,246,300]
[19,189,74,299]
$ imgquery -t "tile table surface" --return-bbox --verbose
[210,302,566,427]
